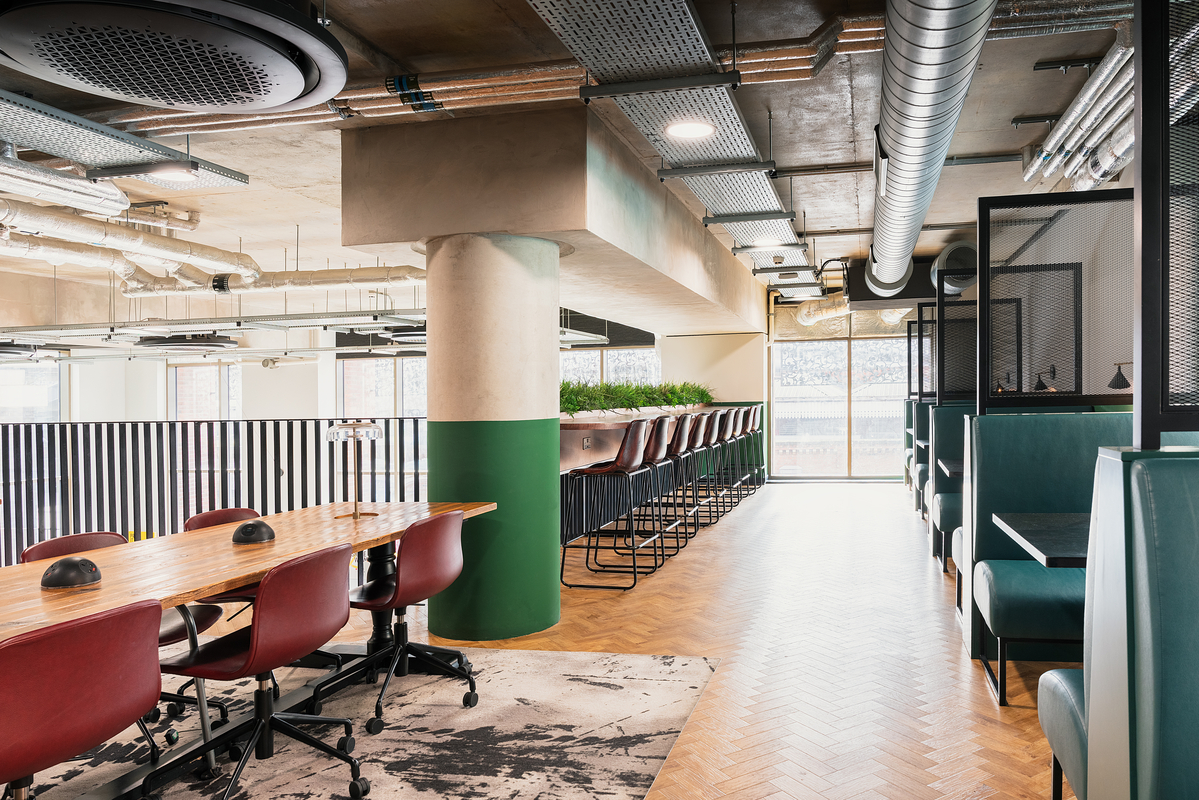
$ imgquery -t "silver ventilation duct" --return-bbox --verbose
[929,240,977,295]
[867,0,999,298]
[1072,113,1134,191]
[0,140,129,216]
[122,265,425,296]
[796,296,851,326]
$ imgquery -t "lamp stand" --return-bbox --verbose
[337,438,378,520]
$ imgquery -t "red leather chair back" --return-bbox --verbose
[239,545,352,679]
[0,600,162,784]
[706,410,726,446]
[688,413,709,449]
[20,531,125,563]
[643,416,671,464]
[668,414,694,457]
[184,507,260,531]
[612,419,650,472]
[392,510,465,608]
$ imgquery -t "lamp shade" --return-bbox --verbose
[326,421,383,442]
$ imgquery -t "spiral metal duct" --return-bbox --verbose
[866,0,999,298]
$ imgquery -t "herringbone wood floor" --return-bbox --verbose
[219,482,1078,799]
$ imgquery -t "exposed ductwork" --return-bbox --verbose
[81,208,200,232]
[0,230,162,293]
[1072,113,1134,191]
[1062,90,1135,179]
[929,241,978,295]
[121,265,426,297]
[0,198,262,282]
[0,141,129,216]
[866,0,999,298]
[1022,27,1133,182]
[796,296,852,326]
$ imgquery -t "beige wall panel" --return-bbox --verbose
[661,333,767,402]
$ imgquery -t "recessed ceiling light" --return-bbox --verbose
[754,238,785,247]
[666,121,716,139]
[0,342,36,360]
[136,333,238,352]
[155,168,198,183]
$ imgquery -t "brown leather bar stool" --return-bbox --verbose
[664,413,697,541]
[638,416,684,556]
[683,411,714,527]
[700,409,729,525]
[561,418,663,589]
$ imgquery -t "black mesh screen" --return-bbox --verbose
[907,320,919,397]
[940,299,976,398]
[1167,3,1199,407]
[918,304,936,399]
[980,194,1134,409]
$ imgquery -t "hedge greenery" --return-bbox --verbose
[560,380,713,414]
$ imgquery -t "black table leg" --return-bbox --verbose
[365,542,396,655]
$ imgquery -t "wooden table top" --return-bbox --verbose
[0,501,496,644]
[992,512,1090,568]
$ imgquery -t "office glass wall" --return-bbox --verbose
[771,337,905,477]
[339,357,427,418]
[173,364,240,421]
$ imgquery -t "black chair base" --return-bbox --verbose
[145,674,367,800]
[977,626,1083,706]
[1051,753,1064,800]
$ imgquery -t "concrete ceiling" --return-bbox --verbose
[0,0,1125,329]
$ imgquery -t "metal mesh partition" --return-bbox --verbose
[907,319,919,397]
[917,303,936,400]
[978,189,1134,412]
[1135,1,1199,446]
[936,271,978,403]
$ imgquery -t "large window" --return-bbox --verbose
[172,364,240,421]
[771,338,906,477]
[559,347,659,384]
[0,363,60,423]
[339,357,427,417]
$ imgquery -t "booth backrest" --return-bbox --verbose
[929,404,972,498]
[1129,458,1199,799]
[968,412,1133,562]
[914,402,932,465]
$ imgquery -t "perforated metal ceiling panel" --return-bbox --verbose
[527,0,716,82]
[527,0,809,289]
[0,88,248,188]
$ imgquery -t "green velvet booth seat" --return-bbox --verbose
[974,560,1085,705]
[927,404,971,571]
[952,527,964,609]
[913,463,930,511]
[912,402,932,513]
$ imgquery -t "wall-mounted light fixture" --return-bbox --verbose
[1034,364,1057,391]
[1108,362,1132,390]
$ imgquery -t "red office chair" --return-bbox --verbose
[20,533,230,731]
[0,600,163,800]
[185,508,263,606]
[155,545,369,800]
[344,510,477,734]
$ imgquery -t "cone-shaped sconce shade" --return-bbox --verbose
[1108,363,1131,390]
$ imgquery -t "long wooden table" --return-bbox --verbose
[0,501,496,644]
[0,501,496,799]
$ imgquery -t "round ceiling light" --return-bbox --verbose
[666,121,716,139]
[0,342,37,360]
[0,0,348,113]
[136,333,239,352]
[154,168,198,183]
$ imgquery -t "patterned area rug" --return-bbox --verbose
[36,649,715,800]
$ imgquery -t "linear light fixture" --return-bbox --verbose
[88,160,203,183]
[657,161,776,180]
[768,282,824,290]
[752,265,816,275]
[703,210,796,226]
[732,242,809,254]
[580,71,742,102]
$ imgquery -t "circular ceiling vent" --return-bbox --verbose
[136,332,239,351]
[0,0,346,112]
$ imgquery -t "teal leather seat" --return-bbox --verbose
[973,560,1084,704]
[931,493,962,571]
[1127,459,1199,799]
[914,463,929,510]
[952,527,964,608]
[1038,668,1087,800]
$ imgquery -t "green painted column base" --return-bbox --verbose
[427,418,561,640]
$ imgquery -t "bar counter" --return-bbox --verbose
[560,405,708,471]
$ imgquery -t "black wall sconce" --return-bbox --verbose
[1109,362,1132,390]
[1034,364,1057,392]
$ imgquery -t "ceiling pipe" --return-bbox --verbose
[866,0,999,298]
[796,296,851,326]
[0,231,161,293]
[0,198,262,283]
[121,265,426,297]
[81,209,200,232]
[1072,113,1134,191]
[0,141,130,216]
[1063,91,1134,178]
[1022,26,1132,181]
[1041,60,1134,178]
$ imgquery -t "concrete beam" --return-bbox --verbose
[341,106,766,335]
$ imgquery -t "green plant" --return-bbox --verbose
[560,380,713,414]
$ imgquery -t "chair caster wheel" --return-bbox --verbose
[164,729,179,746]
[349,778,371,799]
[211,718,227,730]
[463,691,479,708]
[226,744,243,762]
[310,700,322,715]
[142,707,162,724]
[194,766,222,781]
[337,736,355,754]
[165,703,181,718]
[364,718,385,735]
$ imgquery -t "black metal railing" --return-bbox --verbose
[0,417,426,567]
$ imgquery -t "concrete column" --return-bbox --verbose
[425,233,561,640]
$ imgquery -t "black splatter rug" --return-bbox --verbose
[35,649,715,800]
